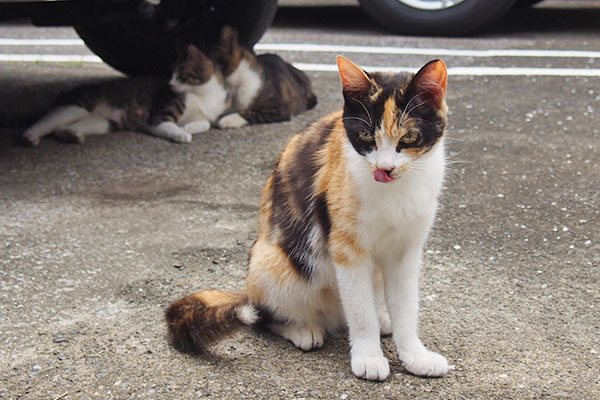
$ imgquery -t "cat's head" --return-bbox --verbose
[214,25,256,77]
[170,44,219,92]
[337,56,448,183]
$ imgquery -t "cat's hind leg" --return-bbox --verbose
[217,113,248,129]
[268,322,324,352]
[22,105,89,146]
[183,120,211,135]
[54,115,111,143]
[374,268,392,336]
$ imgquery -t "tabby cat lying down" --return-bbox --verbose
[166,56,450,381]
[22,28,316,146]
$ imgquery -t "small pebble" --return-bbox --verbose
[53,337,69,344]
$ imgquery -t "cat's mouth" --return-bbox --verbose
[374,168,395,183]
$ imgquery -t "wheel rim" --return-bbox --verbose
[396,0,465,10]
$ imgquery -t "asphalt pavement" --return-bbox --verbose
[0,1,599,399]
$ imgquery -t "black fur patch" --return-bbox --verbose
[269,124,333,281]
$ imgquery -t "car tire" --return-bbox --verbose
[358,0,517,36]
[514,0,545,7]
[74,0,278,76]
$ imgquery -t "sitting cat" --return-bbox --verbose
[214,26,317,129]
[166,56,450,381]
[22,44,227,145]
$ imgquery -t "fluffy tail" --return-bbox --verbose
[165,290,259,353]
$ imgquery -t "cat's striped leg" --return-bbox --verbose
[382,247,449,378]
[54,115,111,143]
[335,259,390,381]
[149,121,192,143]
[22,105,89,146]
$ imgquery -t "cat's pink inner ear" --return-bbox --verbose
[337,56,372,96]
[411,59,448,105]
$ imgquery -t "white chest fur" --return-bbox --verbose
[347,139,446,253]
[226,59,262,110]
[176,76,228,124]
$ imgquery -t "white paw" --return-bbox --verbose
[402,350,448,377]
[171,131,192,143]
[378,310,392,336]
[351,354,390,381]
[184,120,210,134]
[22,131,40,146]
[218,113,248,129]
[268,323,324,351]
[54,129,84,144]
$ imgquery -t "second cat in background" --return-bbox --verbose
[22,26,317,146]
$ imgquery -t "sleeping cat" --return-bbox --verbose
[22,44,227,145]
[214,26,317,129]
[166,56,450,381]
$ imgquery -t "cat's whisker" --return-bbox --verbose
[342,116,373,129]
[351,98,373,128]
[401,99,431,126]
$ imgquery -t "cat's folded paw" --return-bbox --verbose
[401,350,448,377]
[218,113,248,129]
[184,120,210,135]
[351,354,390,381]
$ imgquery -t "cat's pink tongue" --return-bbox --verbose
[374,169,394,183]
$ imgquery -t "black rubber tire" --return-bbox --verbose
[74,0,278,76]
[358,0,517,36]
[514,0,545,8]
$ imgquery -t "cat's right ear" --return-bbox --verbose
[337,56,373,98]
[218,25,239,54]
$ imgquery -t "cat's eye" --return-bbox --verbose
[401,130,420,145]
[358,131,374,143]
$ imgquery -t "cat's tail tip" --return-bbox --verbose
[165,290,258,354]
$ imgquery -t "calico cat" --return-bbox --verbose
[214,26,317,129]
[22,44,227,145]
[166,56,450,381]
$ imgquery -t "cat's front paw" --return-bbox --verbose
[22,131,40,147]
[184,120,210,135]
[218,113,248,129]
[169,130,192,143]
[54,129,84,144]
[401,350,448,377]
[351,355,390,381]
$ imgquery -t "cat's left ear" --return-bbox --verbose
[187,44,211,65]
[407,59,447,107]
[337,55,373,98]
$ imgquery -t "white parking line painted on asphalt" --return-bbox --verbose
[256,43,600,59]
[2,53,599,76]
[1,38,600,59]
[0,54,102,63]
[293,62,600,77]
[0,38,84,46]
